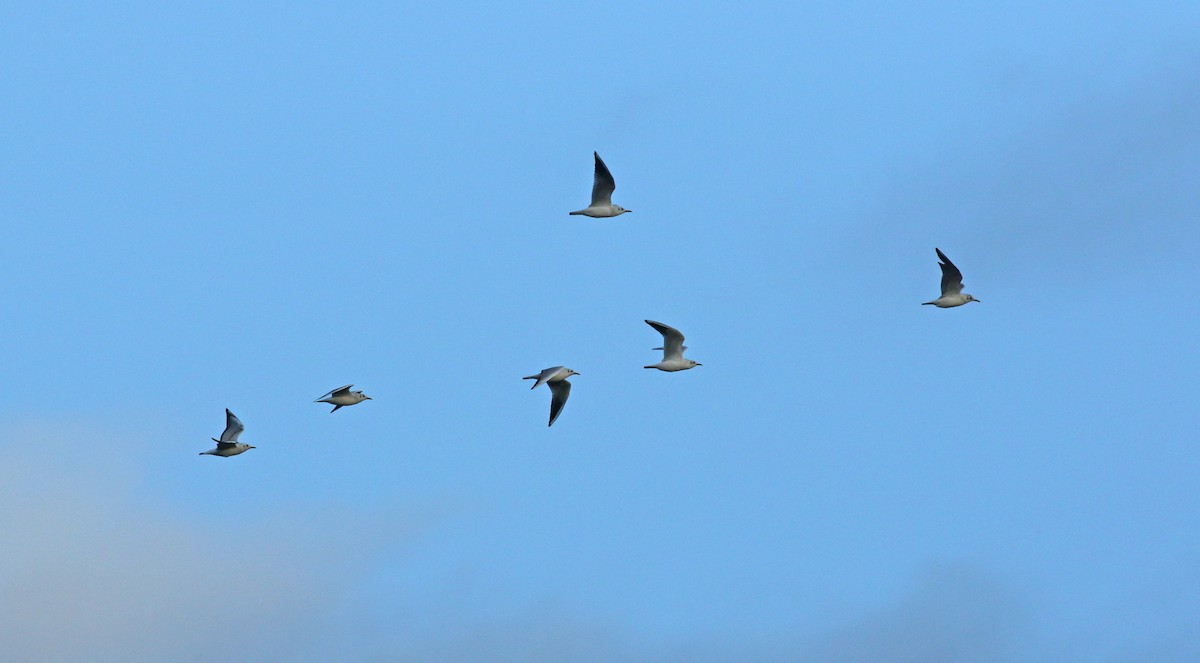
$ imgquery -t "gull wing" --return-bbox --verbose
[645,320,686,361]
[935,248,965,296]
[590,152,616,207]
[524,366,564,390]
[316,384,353,401]
[548,379,572,427]
[219,409,245,444]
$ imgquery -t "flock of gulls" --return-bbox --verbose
[200,152,980,456]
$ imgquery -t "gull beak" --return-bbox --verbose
[249,445,256,449]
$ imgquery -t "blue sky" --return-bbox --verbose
[1,3,1198,661]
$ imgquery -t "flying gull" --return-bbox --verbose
[569,152,631,218]
[199,409,255,457]
[522,366,579,427]
[314,384,372,413]
[923,248,981,308]
[644,320,702,371]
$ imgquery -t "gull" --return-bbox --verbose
[200,409,255,457]
[314,384,372,413]
[522,366,579,427]
[923,248,981,308]
[644,320,702,371]
[569,152,631,218]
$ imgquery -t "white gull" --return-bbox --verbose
[200,409,255,457]
[522,366,579,427]
[569,152,631,218]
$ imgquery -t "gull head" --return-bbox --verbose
[688,359,702,368]
[563,368,580,378]
[613,205,631,215]
[966,295,981,304]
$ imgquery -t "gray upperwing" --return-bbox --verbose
[527,366,564,390]
[548,379,572,427]
[645,320,686,361]
[316,384,353,401]
[220,409,245,443]
[591,152,616,207]
[935,248,965,296]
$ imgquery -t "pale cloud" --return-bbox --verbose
[0,419,421,663]
[791,564,1022,663]
[0,420,1028,663]
[3,420,1193,662]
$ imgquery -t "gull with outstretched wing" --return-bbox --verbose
[314,384,372,413]
[199,409,255,457]
[923,248,981,308]
[569,152,632,218]
[522,366,580,427]
[644,320,702,372]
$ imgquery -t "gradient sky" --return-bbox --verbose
[2,3,1198,661]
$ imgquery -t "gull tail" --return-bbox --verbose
[523,375,540,389]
